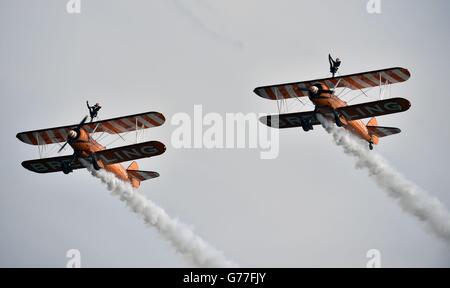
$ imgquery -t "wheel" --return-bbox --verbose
[62,162,73,174]
[333,111,343,127]
[301,119,314,132]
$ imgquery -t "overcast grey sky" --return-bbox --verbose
[1,0,449,267]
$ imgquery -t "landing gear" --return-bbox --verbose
[301,118,314,132]
[62,161,73,174]
[369,141,374,151]
[90,154,101,171]
[315,107,343,127]
[333,110,343,127]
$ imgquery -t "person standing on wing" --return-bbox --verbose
[86,101,102,122]
[329,54,341,78]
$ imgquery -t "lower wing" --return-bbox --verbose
[337,98,410,121]
[259,111,320,129]
[21,141,166,174]
[260,98,410,129]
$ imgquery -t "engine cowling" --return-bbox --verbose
[67,128,89,142]
[68,130,78,139]
[308,83,332,101]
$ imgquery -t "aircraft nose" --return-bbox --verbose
[68,130,78,139]
[309,86,319,94]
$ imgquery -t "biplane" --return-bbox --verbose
[17,111,166,188]
[254,65,411,150]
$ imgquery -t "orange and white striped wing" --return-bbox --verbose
[254,81,312,100]
[337,67,410,90]
[16,112,166,145]
[22,156,83,174]
[17,128,72,145]
[254,67,410,100]
[84,111,165,134]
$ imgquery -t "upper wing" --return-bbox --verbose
[21,141,166,174]
[83,111,165,135]
[254,67,410,100]
[17,111,165,145]
[337,98,411,121]
[259,111,320,129]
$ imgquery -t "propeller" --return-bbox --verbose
[58,141,69,153]
[77,115,88,129]
[58,116,88,153]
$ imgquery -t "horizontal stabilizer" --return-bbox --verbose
[127,170,160,181]
[367,126,401,138]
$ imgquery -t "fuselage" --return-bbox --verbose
[67,128,135,186]
[309,83,374,143]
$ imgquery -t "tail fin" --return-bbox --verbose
[367,117,378,127]
[127,161,140,188]
[126,162,159,188]
[366,118,379,144]
[127,161,139,171]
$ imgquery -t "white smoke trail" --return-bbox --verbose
[82,162,238,267]
[316,115,450,245]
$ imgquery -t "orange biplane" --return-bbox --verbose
[17,111,166,188]
[254,65,411,149]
